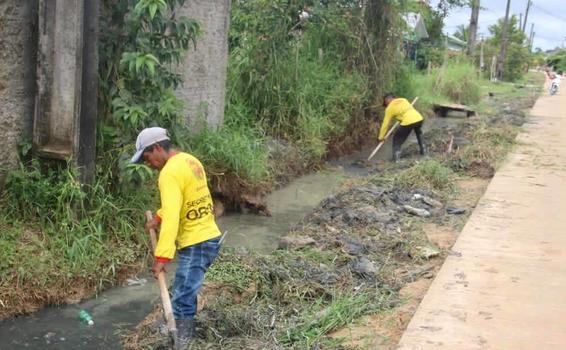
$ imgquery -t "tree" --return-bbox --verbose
[467,0,480,55]
[454,24,469,42]
[496,0,511,81]
[489,15,527,45]
[487,15,531,81]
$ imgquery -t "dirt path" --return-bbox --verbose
[398,87,566,349]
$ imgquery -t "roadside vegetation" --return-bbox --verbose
[0,0,546,329]
[546,49,566,72]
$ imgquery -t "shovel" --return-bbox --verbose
[145,210,178,347]
[367,97,419,161]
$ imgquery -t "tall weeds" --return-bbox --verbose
[407,60,481,111]
[226,0,401,167]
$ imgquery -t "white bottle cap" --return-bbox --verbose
[88,320,94,326]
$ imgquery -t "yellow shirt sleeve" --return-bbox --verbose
[378,106,395,141]
[155,171,183,260]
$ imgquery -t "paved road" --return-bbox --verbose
[398,85,566,349]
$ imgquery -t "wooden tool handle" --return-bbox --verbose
[145,210,177,332]
[367,97,419,161]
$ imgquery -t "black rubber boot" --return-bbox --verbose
[393,150,402,163]
[175,319,196,349]
[415,129,427,156]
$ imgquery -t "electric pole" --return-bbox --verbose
[522,0,532,34]
[496,0,512,81]
[467,0,480,56]
[528,23,534,49]
[480,34,485,71]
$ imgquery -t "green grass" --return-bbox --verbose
[206,249,263,291]
[185,125,271,183]
[476,71,544,114]
[0,160,152,318]
[281,290,393,348]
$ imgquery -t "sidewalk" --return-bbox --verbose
[397,86,566,349]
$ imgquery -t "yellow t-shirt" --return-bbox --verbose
[378,98,424,140]
[155,152,221,261]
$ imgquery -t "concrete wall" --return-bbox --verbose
[176,0,231,130]
[0,0,37,180]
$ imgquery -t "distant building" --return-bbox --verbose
[403,12,429,62]
[403,12,429,41]
[445,35,467,52]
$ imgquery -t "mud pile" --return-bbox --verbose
[122,184,448,349]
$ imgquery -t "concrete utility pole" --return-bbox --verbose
[467,0,480,56]
[522,0,532,34]
[527,23,535,47]
[496,0,512,81]
[480,34,485,71]
[34,0,99,184]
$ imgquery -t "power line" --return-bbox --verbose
[532,3,566,22]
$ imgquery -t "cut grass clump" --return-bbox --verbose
[450,119,518,176]
[395,159,457,198]
[281,290,394,348]
[206,249,264,291]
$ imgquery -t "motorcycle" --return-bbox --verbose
[550,81,559,95]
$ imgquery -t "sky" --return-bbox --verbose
[441,0,566,51]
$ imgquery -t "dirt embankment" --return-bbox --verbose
[209,108,378,216]
[122,82,541,349]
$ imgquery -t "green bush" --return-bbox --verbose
[547,50,566,72]
[226,2,371,167]
[503,43,531,82]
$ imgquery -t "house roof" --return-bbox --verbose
[403,12,429,40]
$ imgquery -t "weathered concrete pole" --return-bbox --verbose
[175,0,231,130]
[78,0,99,184]
[34,0,98,183]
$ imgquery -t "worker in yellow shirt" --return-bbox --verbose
[131,127,221,347]
[379,93,427,162]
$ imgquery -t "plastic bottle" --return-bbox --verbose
[78,310,94,326]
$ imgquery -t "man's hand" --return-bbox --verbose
[152,261,167,279]
[145,217,160,232]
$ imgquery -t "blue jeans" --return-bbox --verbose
[172,237,221,320]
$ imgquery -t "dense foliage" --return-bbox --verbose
[226,0,401,163]
[547,50,566,72]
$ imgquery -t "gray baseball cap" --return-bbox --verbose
[131,127,170,163]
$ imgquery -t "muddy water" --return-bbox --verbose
[0,160,376,349]
[221,170,350,251]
